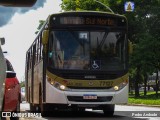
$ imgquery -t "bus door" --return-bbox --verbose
[31,44,36,103]
[25,52,30,101]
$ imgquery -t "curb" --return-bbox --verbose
[125,104,160,108]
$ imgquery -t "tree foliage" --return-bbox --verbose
[35,20,45,34]
[61,0,111,12]
[61,0,160,97]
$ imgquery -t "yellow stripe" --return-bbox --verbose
[46,70,128,87]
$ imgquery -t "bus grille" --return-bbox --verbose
[62,73,117,80]
[67,87,112,89]
[67,96,113,102]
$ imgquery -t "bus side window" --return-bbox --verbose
[39,32,43,60]
[27,52,30,70]
[48,32,55,67]
[29,48,33,70]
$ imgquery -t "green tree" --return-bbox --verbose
[61,0,160,97]
[20,81,25,87]
[61,0,111,12]
[35,20,45,34]
[129,33,158,97]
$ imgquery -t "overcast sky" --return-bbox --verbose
[0,0,62,81]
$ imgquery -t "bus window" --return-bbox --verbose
[90,32,126,70]
[48,31,90,70]
[47,31,127,71]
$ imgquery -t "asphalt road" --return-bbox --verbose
[15,102,160,120]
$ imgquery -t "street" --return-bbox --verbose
[18,102,160,120]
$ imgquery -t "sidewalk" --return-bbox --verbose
[126,103,160,108]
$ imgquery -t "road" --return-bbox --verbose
[13,102,159,120]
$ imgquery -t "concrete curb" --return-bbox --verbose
[125,104,160,108]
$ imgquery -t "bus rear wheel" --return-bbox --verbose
[39,93,48,116]
[40,103,49,117]
[102,104,115,117]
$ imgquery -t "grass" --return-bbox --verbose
[128,91,160,105]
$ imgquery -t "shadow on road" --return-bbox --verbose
[39,111,148,120]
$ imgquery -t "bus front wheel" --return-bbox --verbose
[102,104,115,117]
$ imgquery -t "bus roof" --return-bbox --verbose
[49,11,126,19]
[26,11,127,53]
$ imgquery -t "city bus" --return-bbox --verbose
[25,11,129,116]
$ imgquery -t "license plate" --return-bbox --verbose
[83,94,97,99]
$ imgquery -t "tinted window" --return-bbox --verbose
[48,31,127,71]
[6,59,14,71]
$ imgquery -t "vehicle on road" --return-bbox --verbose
[25,11,129,116]
[0,0,38,119]
[139,86,154,91]
[148,73,160,91]
[3,59,21,119]
[0,38,6,113]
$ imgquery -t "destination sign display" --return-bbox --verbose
[59,17,116,26]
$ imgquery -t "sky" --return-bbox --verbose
[0,0,62,81]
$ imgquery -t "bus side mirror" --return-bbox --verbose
[42,30,49,45]
[0,38,5,45]
[0,0,37,7]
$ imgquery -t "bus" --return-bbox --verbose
[25,11,129,116]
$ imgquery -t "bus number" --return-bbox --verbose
[100,81,113,87]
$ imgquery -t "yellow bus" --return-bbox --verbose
[25,11,129,116]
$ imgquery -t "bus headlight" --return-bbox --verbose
[113,80,128,91]
[114,86,119,91]
[54,82,67,90]
[47,77,69,91]
[60,85,66,90]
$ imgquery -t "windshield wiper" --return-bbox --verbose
[97,32,108,49]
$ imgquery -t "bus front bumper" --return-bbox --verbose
[46,81,128,105]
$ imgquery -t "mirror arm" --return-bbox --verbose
[0,0,37,7]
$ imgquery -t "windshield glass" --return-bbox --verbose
[48,30,127,71]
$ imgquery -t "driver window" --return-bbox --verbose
[48,32,64,69]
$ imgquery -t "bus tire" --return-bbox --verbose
[78,107,85,112]
[30,103,36,112]
[103,104,115,117]
[40,104,48,117]
[39,86,48,117]
[72,107,85,113]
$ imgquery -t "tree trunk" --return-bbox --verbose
[144,73,147,96]
[129,77,134,95]
[135,66,140,97]
[156,70,159,98]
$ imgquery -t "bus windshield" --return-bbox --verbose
[48,30,127,71]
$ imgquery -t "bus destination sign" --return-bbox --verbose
[59,17,116,26]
